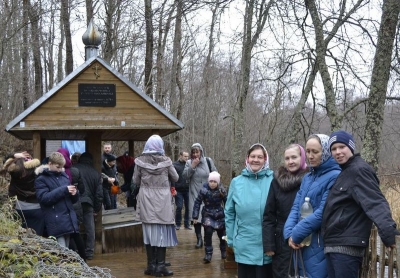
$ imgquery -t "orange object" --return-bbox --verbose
[111,184,119,195]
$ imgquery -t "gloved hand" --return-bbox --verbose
[170,187,177,196]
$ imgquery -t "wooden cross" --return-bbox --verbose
[92,64,102,79]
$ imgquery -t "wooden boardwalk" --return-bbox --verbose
[87,227,238,278]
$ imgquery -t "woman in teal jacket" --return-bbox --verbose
[283,134,341,278]
[225,143,274,278]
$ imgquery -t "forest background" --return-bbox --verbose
[0,0,400,185]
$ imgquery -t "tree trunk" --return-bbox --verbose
[144,0,154,96]
[155,1,175,105]
[60,0,73,75]
[86,0,94,25]
[232,0,273,177]
[362,0,400,172]
[22,0,29,110]
[171,0,183,158]
[28,1,43,99]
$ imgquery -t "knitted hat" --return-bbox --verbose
[208,171,221,184]
[329,130,356,154]
[105,153,116,162]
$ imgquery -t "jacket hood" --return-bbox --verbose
[309,156,340,175]
[78,152,93,165]
[135,154,173,172]
[240,167,273,179]
[35,165,66,175]
[5,158,40,173]
[191,143,205,158]
[274,166,309,192]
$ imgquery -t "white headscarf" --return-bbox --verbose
[245,143,269,173]
[143,135,165,155]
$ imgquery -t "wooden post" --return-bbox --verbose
[128,140,135,156]
[32,132,41,160]
[86,131,103,254]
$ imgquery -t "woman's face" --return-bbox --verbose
[248,148,265,172]
[284,147,301,173]
[306,138,322,167]
[191,148,201,159]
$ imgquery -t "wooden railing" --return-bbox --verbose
[359,227,399,278]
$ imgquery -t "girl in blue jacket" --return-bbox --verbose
[284,134,340,278]
[225,143,274,278]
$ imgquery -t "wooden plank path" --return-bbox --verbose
[87,227,238,278]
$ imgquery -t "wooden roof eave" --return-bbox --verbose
[5,56,184,136]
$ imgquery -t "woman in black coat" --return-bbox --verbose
[262,144,309,278]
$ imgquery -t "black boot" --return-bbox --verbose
[195,233,203,249]
[144,245,156,275]
[154,247,173,277]
[203,246,213,263]
[220,240,227,259]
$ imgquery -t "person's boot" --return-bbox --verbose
[144,245,156,275]
[195,233,203,249]
[220,240,227,259]
[203,246,213,263]
[154,247,173,277]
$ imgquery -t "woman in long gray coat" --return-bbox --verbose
[183,143,217,248]
[134,135,179,277]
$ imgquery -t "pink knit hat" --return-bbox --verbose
[208,171,221,184]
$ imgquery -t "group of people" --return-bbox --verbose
[2,130,399,278]
[223,130,399,278]
[1,148,103,261]
[0,142,137,262]
[169,131,399,278]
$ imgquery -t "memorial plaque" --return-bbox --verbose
[78,84,116,107]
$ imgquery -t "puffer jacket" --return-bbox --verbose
[134,154,178,224]
[225,167,274,266]
[34,166,79,237]
[192,183,227,230]
[284,156,340,278]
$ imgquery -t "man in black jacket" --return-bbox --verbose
[322,130,399,278]
[173,151,191,230]
[73,152,103,260]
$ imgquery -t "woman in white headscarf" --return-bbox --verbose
[134,135,178,277]
[224,143,274,278]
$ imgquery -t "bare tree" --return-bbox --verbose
[362,0,400,172]
[232,0,274,177]
[60,0,73,74]
[144,0,154,96]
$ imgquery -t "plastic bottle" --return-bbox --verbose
[300,197,313,246]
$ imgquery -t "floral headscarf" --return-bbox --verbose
[310,134,331,165]
[143,135,165,155]
[245,143,270,173]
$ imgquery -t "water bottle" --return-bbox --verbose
[300,197,313,246]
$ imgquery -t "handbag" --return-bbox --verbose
[288,249,308,278]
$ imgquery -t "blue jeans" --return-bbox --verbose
[175,191,189,227]
[326,252,363,278]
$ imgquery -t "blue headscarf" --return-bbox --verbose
[143,135,165,155]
